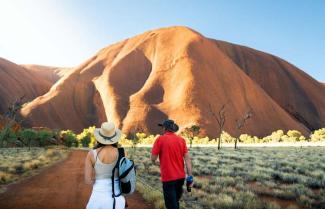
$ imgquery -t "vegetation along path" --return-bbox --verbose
[0,150,154,209]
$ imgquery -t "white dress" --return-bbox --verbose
[86,150,125,209]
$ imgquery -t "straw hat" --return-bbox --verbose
[94,122,122,145]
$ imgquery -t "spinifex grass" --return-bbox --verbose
[0,147,69,189]
[130,147,325,209]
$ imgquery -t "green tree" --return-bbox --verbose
[19,129,37,150]
[38,130,54,146]
[181,125,200,148]
[0,128,20,147]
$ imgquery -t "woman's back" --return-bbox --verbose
[93,147,118,180]
[85,122,125,209]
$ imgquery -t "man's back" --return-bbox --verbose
[152,131,188,182]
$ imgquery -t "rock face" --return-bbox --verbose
[0,58,57,114]
[213,40,325,132]
[22,64,70,84]
[7,26,323,137]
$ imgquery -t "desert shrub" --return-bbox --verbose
[288,184,313,197]
[265,202,281,209]
[23,159,41,170]
[0,171,12,184]
[193,178,210,190]
[0,147,68,185]
[247,169,272,181]
[239,134,260,143]
[37,130,54,146]
[310,128,325,141]
[297,195,313,208]
[272,189,296,200]
[285,205,299,209]
[262,130,284,142]
[128,147,325,209]
[19,129,37,149]
[138,134,158,144]
[305,177,325,189]
[212,193,236,209]
[287,130,304,141]
[136,182,165,209]
[77,128,93,148]
[119,134,133,147]
[221,131,236,143]
[214,176,236,187]
[60,130,78,147]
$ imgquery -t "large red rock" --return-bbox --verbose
[15,26,324,137]
[0,58,56,114]
[213,40,325,131]
[22,64,70,84]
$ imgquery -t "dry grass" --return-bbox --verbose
[130,147,325,209]
[0,147,69,192]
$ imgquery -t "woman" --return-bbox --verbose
[85,122,125,209]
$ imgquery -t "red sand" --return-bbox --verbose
[0,150,154,209]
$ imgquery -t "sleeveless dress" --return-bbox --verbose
[86,149,125,209]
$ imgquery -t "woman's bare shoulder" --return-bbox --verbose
[86,150,95,161]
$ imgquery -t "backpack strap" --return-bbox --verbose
[92,148,103,168]
[111,147,125,209]
[118,147,125,158]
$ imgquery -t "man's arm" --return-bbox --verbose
[184,152,192,176]
[151,136,160,164]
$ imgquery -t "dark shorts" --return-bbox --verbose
[162,178,185,209]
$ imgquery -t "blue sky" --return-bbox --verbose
[0,0,324,81]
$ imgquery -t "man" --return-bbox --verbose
[151,119,193,209]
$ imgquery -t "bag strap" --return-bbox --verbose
[111,147,125,209]
[92,148,103,168]
[118,147,125,158]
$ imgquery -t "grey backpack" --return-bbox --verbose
[111,148,136,208]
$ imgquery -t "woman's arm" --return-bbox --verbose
[84,151,95,185]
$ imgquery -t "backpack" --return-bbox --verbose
[111,148,136,208]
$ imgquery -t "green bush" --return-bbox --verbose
[61,130,78,147]
[37,130,54,146]
[19,129,37,149]
[76,126,96,148]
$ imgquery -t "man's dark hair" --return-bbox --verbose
[158,119,179,132]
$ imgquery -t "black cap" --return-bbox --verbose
[158,119,179,132]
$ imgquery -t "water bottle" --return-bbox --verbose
[186,176,193,192]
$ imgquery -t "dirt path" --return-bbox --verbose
[0,150,154,209]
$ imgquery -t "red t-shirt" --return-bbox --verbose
[151,131,188,182]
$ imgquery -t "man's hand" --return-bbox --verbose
[186,175,194,192]
[151,154,158,164]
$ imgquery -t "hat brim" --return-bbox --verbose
[158,123,163,126]
[94,128,122,145]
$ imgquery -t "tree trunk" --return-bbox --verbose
[235,138,238,149]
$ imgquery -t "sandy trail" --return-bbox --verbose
[0,150,154,209]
